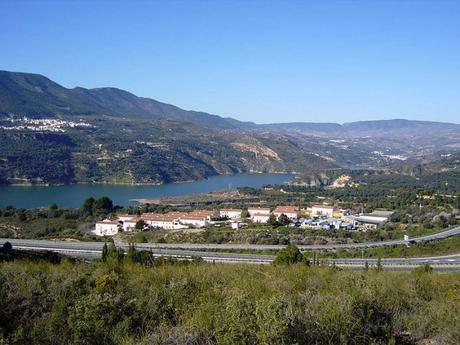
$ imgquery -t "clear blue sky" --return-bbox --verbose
[1,0,459,124]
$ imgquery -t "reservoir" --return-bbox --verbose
[0,173,294,208]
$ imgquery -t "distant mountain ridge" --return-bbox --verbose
[1,70,459,133]
[0,70,252,129]
[262,119,460,136]
[1,70,459,186]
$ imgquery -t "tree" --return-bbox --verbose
[94,197,113,214]
[376,257,383,272]
[273,245,305,265]
[81,197,95,216]
[108,241,117,258]
[417,263,433,273]
[135,219,146,230]
[116,248,125,263]
[101,242,108,262]
[2,241,12,251]
[268,214,278,226]
[241,207,250,218]
[278,214,290,226]
[127,243,136,261]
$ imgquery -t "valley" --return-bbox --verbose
[1,71,459,187]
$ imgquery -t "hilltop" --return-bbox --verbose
[0,70,251,129]
[1,70,459,185]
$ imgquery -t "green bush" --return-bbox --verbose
[273,244,307,265]
[0,260,459,344]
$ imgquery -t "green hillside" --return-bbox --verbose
[0,116,338,185]
[1,70,459,185]
[0,71,250,129]
[0,258,458,344]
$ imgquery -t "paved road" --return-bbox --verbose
[2,225,459,252]
[2,226,460,270]
[2,240,460,270]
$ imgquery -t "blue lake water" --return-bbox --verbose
[0,173,294,208]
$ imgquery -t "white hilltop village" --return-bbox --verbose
[0,116,93,132]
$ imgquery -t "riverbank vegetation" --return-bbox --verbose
[0,254,459,344]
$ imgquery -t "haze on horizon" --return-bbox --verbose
[1,0,459,125]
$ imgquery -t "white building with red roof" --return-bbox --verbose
[311,205,337,217]
[122,216,142,231]
[142,213,188,230]
[273,206,299,220]
[252,213,271,223]
[220,208,241,220]
[94,219,119,236]
[248,207,271,217]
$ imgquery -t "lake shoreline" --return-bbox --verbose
[1,171,296,187]
[0,173,295,209]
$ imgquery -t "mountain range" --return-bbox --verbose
[1,70,459,185]
[0,70,251,129]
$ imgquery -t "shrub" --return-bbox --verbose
[273,244,305,265]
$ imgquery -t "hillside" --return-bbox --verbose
[264,119,460,139]
[1,259,459,344]
[1,70,460,185]
[0,70,251,129]
[0,116,339,185]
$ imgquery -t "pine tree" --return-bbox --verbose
[376,257,383,272]
[127,243,136,262]
[102,242,108,262]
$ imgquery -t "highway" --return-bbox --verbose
[1,225,459,252]
[1,225,460,270]
[2,239,460,270]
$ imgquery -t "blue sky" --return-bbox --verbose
[1,0,459,124]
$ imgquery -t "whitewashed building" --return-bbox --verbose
[146,217,187,230]
[122,217,142,231]
[94,219,119,236]
[248,207,271,217]
[179,210,213,228]
[273,206,299,220]
[252,213,271,223]
[117,214,137,222]
[180,215,209,227]
[220,208,241,220]
[311,205,336,217]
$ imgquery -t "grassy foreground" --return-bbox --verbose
[1,259,459,345]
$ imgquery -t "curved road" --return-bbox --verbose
[1,240,460,270]
[2,225,459,251]
[1,225,460,270]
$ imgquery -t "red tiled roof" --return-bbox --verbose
[97,219,119,225]
[312,205,335,209]
[248,207,271,211]
[252,213,271,217]
[148,216,178,222]
[124,216,142,223]
[274,206,298,213]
